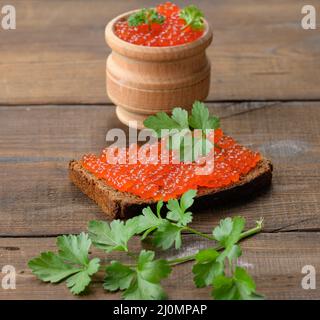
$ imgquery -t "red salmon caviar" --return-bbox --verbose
[114,2,204,47]
[82,130,261,201]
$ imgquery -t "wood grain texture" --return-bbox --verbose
[0,232,319,300]
[0,0,319,105]
[0,102,319,236]
[1,0,319,301]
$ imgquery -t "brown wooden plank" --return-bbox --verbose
[0,102,319,236]
[0,0,319,104]
[0,232,319,300]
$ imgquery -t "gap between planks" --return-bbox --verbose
[0,229,318,239]
[2,99,320,107]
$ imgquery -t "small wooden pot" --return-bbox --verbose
[105,10,213,128]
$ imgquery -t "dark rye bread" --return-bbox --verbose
[69,158,273,219]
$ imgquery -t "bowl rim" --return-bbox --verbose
[105,9,213,57]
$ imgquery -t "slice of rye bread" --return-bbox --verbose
[69,158,273,219]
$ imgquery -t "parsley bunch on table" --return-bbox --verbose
[29,190,264,300]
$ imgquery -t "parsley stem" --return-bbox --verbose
[181,22,191,31]
[99,262,136,270]
[183,226,215,241]
[167,255,196,266]
[239,218,264,241]
[168,219,263,266]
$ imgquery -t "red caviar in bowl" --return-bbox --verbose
[114,2,204,47]
[82,130,261,201]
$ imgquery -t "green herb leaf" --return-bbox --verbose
[88,219,138,252]
[135,206,163,240]
[171,107,189,128]
[192,249,224,288]
[212,267,263,300]
[166,189,196,226]
[104,261,135,291]
[65,261,100,295]
[212,217,245,266]
[128,8,165,27]
[124,250,171,300]
[166,129,189,150]
[143,109,189,137]
[189,101,220,131]
[104,250,171,300]
[128,9,147,27]
[28,233,100,295]
[28,252,79,283]
[148,9,165,24]
[180,189,197,212]
[157,200,164,217]
[218,244,242,267]
[178,133,214,162]
[153,220,183,250]
[180,5,205,30]
[212,217,245,248]
[144,102,219,162]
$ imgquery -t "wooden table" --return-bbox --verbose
[0,0,320,300]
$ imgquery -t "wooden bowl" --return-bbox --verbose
[105,10,213,129]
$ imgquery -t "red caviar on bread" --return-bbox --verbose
[82,129,261,201]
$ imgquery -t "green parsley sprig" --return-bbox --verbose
[28,190,264,300]
[180,5,205,31]
[28,233,100,295]
[128,8,165,28]
[144,101,220,162]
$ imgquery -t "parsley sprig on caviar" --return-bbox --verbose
[29,190,264,300]
[144,101,220,162]
[128,8,165,28]
[180,5,205,30]
[127,4,205,31]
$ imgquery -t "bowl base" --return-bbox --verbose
[116,106,149,130]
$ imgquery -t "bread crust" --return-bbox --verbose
[69,158,273,219]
